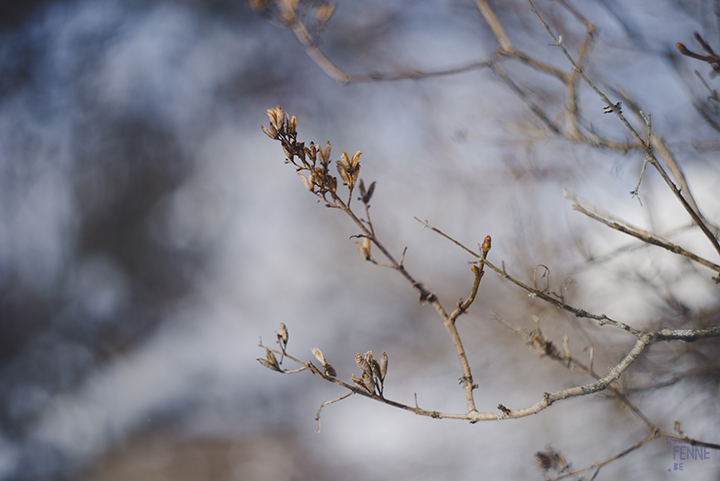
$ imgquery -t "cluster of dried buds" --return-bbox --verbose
[351,351,388,397]
[262,106,366,204]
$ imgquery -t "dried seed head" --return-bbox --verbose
[318,141,331,167]
[362,236,371,255]
[266,106,285,132]
[353,240,370,260]
[362,371,376,394]
[266,349,280,366]
[305,142,317,163]
[257,357,282,372]
[315,2,336,23]
[258,348,282,372]
[276,323,289,345]
[248,0,270,11]
[351,374,371,393]
[355,353,371,374]
[359,180,376,204]
[534,447,567,472]
[379,351,388,381]
[370,358,381,381]
[261,124,276,139]
[350,151,361,167]
[298,173,313,191]
[312,347,326,365]
[324,363,337,377]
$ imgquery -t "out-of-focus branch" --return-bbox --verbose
[566,190,720,277]
[528,0,720,261]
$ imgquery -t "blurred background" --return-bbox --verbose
[0,0,719,479]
